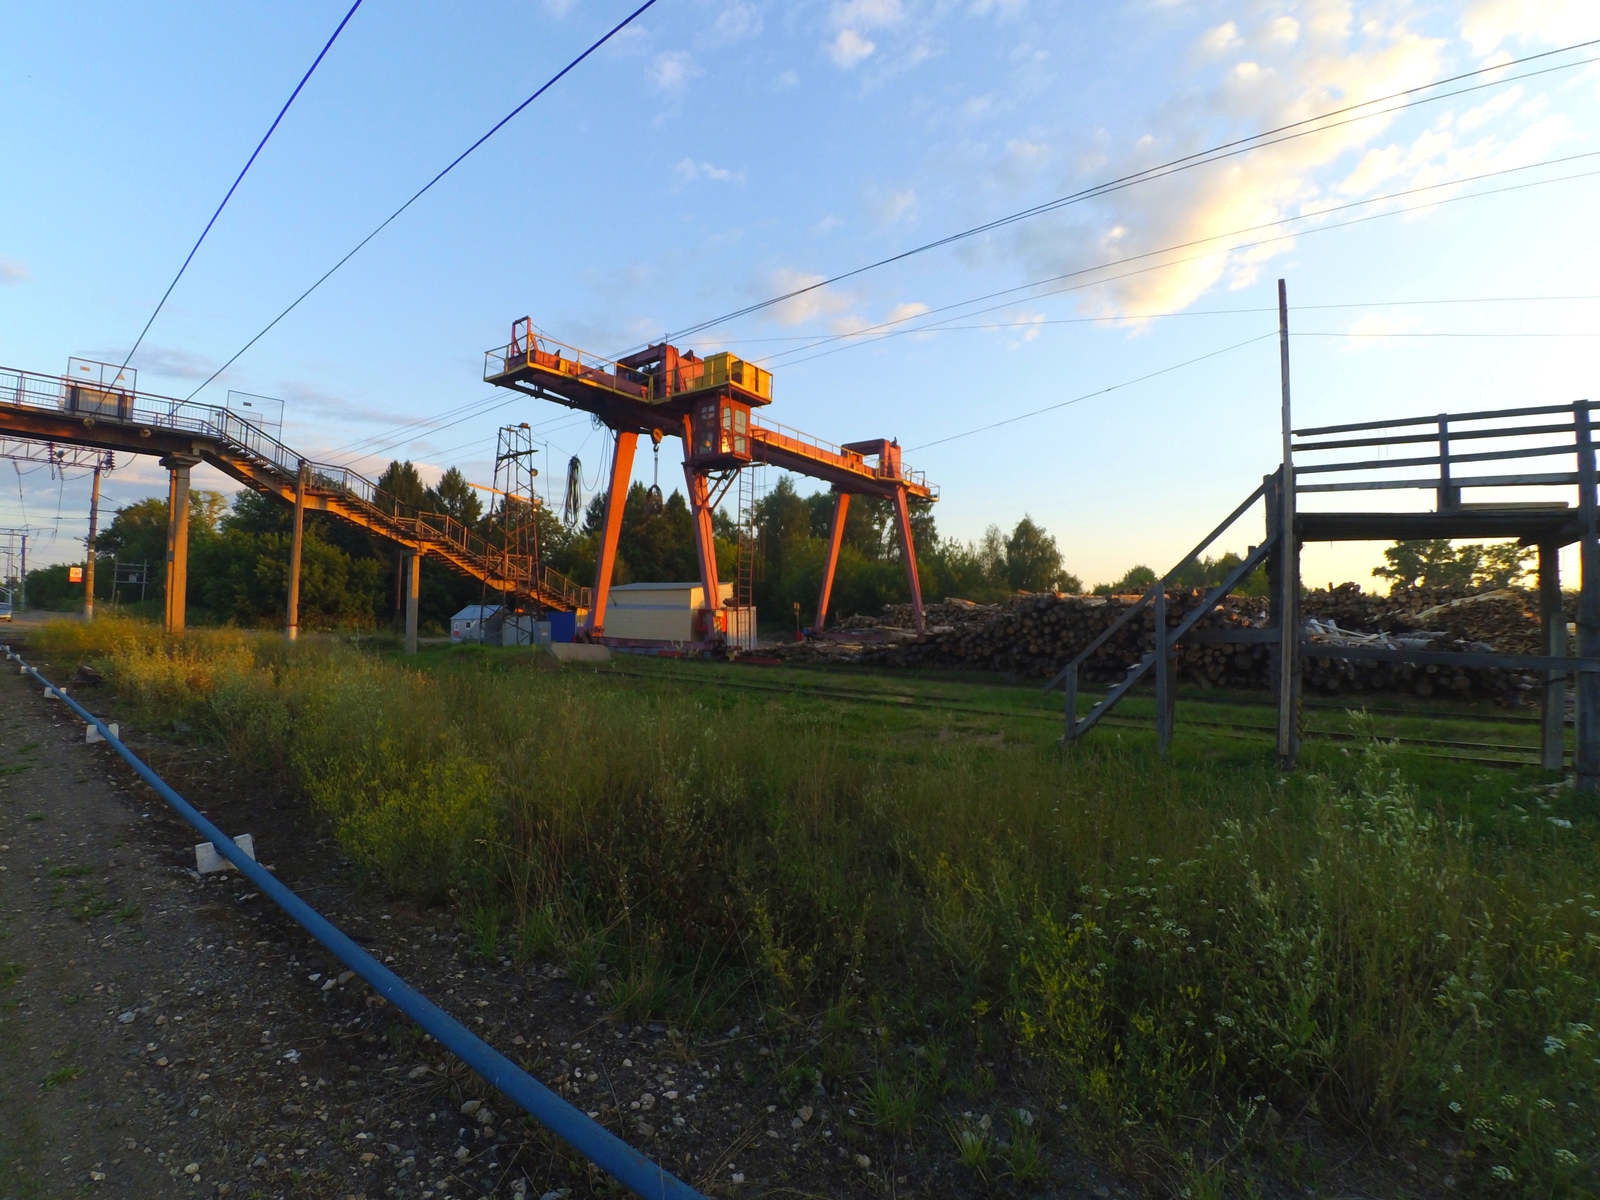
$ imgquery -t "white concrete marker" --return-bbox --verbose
[195,833,256,875]
[86,723,120,744]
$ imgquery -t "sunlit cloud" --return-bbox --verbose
[0,258,28,285]
[999,1,1578,319]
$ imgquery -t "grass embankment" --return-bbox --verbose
[29,619,1600,1195]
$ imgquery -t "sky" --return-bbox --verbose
[2,0,1599,591]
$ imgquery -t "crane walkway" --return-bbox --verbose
[0,364,590,621]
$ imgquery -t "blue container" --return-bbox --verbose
[549,611,577,643]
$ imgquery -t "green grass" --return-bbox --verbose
[30,618,1600,1196]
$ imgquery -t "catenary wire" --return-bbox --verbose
[757,151,1600,367]
[664,37,1600,343]
[773,160,1600,370]
[907,331,1278,452]
[118,0,364,379]
[185,0,660,401]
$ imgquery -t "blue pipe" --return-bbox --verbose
[5,647,703,1200]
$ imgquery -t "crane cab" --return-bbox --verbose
[688,395,753,468]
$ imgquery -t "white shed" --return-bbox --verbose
[605,582,734,643]
[450,604,503,643]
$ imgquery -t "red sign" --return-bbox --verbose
[69,566,83,583]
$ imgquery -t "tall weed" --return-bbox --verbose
[39,620,1600,1194]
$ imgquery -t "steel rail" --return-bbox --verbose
[1,645,703,1200]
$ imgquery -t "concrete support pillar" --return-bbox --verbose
[815,491,850,632]
[405,551,421,655]
[890,486,925,634]
[161,455,197,635]
[1540,543,1567,771]
[585,428,638,638]
[84,461,103,620]
[286,461,307,642]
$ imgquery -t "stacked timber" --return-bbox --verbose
[778,584,1554,703]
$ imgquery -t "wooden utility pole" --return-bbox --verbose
[1276,279,1299,768]
[84,459,103,620]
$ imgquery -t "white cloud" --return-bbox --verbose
[884,301,930,324]
[773,68,801,90]
[765,267,855,326]
[0,258,28,284]
[998,2,1582,319]
[827,0,903,67]
[542,0,577,15]
[834,0,903,26]
[84,345,218,382]
[1343,309,1422,350]
[1200,21,1242,54]
[829,28,877,67]
[711,2,763,42]
[673,157,747,186]
[1461,0,1597,57]
[872,187,918,224]
[969,0,1026,15]
[651,51,701,92]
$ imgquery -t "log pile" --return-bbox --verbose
[774,584,1555,703]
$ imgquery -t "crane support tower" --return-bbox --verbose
[483,319,938,646]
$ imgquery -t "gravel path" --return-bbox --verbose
[0,647,1126,1200]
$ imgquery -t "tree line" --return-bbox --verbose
[18,462,1082,631]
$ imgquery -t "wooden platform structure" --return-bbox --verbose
[483,321,938,644]
[0,362,589,647]
[1047,396,1600,790]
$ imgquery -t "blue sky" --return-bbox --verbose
[3,0,1598,589]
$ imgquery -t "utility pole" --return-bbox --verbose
[84,458,104,620]
[18,532,26,612]
[1276,278,1298,768]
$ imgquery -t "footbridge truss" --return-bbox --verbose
[0,364,590,638]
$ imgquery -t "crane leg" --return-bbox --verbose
[891,486,925,634]
[585,429,638,638]
[815,491,850,632]
[681,445,722,641]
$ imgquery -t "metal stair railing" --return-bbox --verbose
[1,364,589,612]
[1045,480,1270,748]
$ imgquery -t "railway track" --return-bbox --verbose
[604,664,1557,770]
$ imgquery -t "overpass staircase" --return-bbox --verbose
[0,365,590,613]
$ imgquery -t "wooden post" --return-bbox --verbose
[1575,401,1599,793]
[405,551,421,656]
[1437,416,1458,510]
[585,428,638,638]
[84,459,103,620]
[1154,584,1172,755]
[1540,542,1566,771]
[1275,279,1299,769]
[815,491,850,631]
[891,485,926,634]
[160,455,196,635]
[286,461,307,642]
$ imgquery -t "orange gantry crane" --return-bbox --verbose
[483,319,938,642]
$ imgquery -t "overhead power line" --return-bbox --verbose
[766,153,1600,369]
[908,332,1279,452]
[665,36,1600,344]
[119,0,364,377]
[186,0,660,401]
